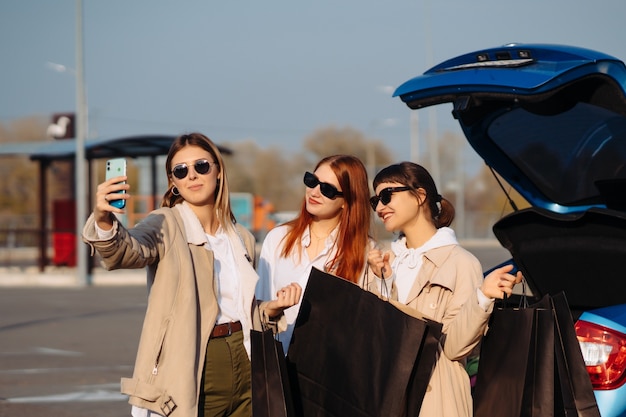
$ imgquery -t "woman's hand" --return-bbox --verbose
[263,283,302,318]
[367,248,392,279]
[94,175,129,230]
[481,264,523,299]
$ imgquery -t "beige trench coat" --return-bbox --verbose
[366,244,492,417]
[83,206,279,417]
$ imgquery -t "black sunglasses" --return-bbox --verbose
[370,186,411,211]
[303,171,344,200]
[171,159,214,180]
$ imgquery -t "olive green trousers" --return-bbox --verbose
[198,330,251,417]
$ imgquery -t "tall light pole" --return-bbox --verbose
[75,0,90,285]
[368,117,398,190]
[410,111,419,163]
[455,134,465,238]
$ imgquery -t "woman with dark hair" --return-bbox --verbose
[256,154,372,354]
[83,132,300,417]
[367,161,521,417]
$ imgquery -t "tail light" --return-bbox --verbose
[575,319,626,389]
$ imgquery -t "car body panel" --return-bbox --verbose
[395,44,624,107]
[580,308,626,340]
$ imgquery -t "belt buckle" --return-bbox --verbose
[225,322,232,337]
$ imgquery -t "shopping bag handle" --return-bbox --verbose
[500,278,529,309]
[380,266,391,300]
[518,279,528,308]
[362,259,391,300]
[253,297,280,337]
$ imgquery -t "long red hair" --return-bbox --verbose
[280,155,371,283]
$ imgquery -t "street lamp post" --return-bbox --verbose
[368,117,398,191]
[410,111,419,162]
[75,0,90,285]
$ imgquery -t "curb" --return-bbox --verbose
[0,267,145,287]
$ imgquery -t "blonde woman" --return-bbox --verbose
[83,132,300,417]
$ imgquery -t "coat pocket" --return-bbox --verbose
[149,317,171,379]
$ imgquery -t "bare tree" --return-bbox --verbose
[0,116,48,143]
[223,125,397,213]
[0,117,71,230]
[1,122,399,237]
[224,140,304,211]
[462,163,530,237]
[303,125,394,173]
[433,131,462,203]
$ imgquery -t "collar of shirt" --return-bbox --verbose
[392,227,458,269]
[175,202,210,245]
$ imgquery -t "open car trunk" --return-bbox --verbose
[393,43,626,310]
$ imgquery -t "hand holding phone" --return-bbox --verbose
[105,158,127,209]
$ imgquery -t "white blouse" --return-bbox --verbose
[256,224,339,354]
[205,230,240,324]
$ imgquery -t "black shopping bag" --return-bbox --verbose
[397,306,443,417]
[251,326,296,417]
[474,292,601,417]
[286,267,442,417]
[473,294,555,417]
[550,292,601,417]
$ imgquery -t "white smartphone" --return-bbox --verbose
[105,158,127,209]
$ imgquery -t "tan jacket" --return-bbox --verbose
[366,244,492,417]
[83,206,275,417]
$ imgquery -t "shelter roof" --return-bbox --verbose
[0,134,232,161]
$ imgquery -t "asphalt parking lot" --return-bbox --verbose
[0,243,509,417]
[0,285,146,417]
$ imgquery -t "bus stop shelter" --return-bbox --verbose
[0,135,231,271]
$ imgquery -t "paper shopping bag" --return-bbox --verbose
[286,267,442,417]
[550,292,600,417]
[473,294,555,417]
[251,326,296,417]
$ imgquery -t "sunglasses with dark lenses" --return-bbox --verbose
[369,186,411,211]
[303,171,344,200]
[171,159,214,180]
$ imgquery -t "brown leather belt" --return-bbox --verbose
[210,321,242,339]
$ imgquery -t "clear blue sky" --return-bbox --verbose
[1,0,625,161]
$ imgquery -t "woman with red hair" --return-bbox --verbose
[256,154,372,354]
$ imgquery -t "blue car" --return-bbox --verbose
[393,43,626,416]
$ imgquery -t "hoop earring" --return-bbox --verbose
[172,186,180,196]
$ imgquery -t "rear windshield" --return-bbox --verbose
[489,103,626,206]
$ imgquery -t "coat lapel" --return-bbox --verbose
[404,245,458,304]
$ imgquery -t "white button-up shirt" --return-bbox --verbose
[205,231,240,324]
[256,224,338,354]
